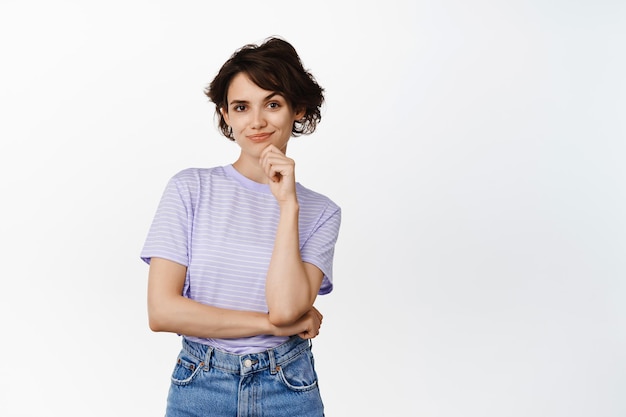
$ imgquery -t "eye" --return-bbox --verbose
[233,104,246,112]
[267,101,281,109]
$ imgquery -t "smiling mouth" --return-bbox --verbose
[247,133,272,142]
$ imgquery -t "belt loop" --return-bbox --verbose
[268,347,278,375]
[202,346,213,371]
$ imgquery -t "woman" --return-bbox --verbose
[140,37,341,417]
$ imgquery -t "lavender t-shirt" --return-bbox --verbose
[141,165,341,353]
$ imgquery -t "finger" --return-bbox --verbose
[266,162,293,183]
[260,147,291,167]
[260,155,291,181]
[259,144,284,162]
[262,155,291,171]
[259,158,279,181]
[267,163,284,182]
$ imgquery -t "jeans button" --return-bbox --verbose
[243,359,252,367]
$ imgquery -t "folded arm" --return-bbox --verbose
[264,201,324,327]
[260,145,325,326]
[147,257,322,339]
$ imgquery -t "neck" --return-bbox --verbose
[232,155,269,184]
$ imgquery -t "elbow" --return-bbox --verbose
[148,316,165,332]
[148,314,165,333]
[147,303,170,332]
[267,294,316,327]
[268,308,301,327]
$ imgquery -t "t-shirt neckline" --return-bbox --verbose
[223,164,272,194]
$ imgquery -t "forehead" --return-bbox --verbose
[227,72,279,102]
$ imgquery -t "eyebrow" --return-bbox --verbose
[228,92,281,106]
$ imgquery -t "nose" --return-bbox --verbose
[250,108,266,129]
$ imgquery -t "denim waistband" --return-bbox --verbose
[181,336,311,376]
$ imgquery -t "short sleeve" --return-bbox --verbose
[140,175,191,267]
[301,205,341,295]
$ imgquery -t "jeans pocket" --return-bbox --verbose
[277,350,319,392]
[170,350,204,386]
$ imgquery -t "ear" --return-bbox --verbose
[294,107,306,121]
[220,107,230,125]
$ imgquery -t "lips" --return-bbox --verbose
[247,133,272,142]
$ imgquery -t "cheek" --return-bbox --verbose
[227,116,244,130]
[274,115,294,130]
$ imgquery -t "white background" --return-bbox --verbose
[1,1,624,416]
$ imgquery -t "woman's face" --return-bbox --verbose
[222,72,303,157]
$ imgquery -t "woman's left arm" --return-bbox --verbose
[260,145,324,326]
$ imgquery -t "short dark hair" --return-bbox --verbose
[205,37,325,141]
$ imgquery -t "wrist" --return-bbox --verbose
[278,199,299,212]
[267,320,283,337]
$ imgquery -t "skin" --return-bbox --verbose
[147,72,324,340]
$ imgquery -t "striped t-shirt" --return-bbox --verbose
[140,165,341,353]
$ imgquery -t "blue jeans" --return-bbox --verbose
[165,336,325,417]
